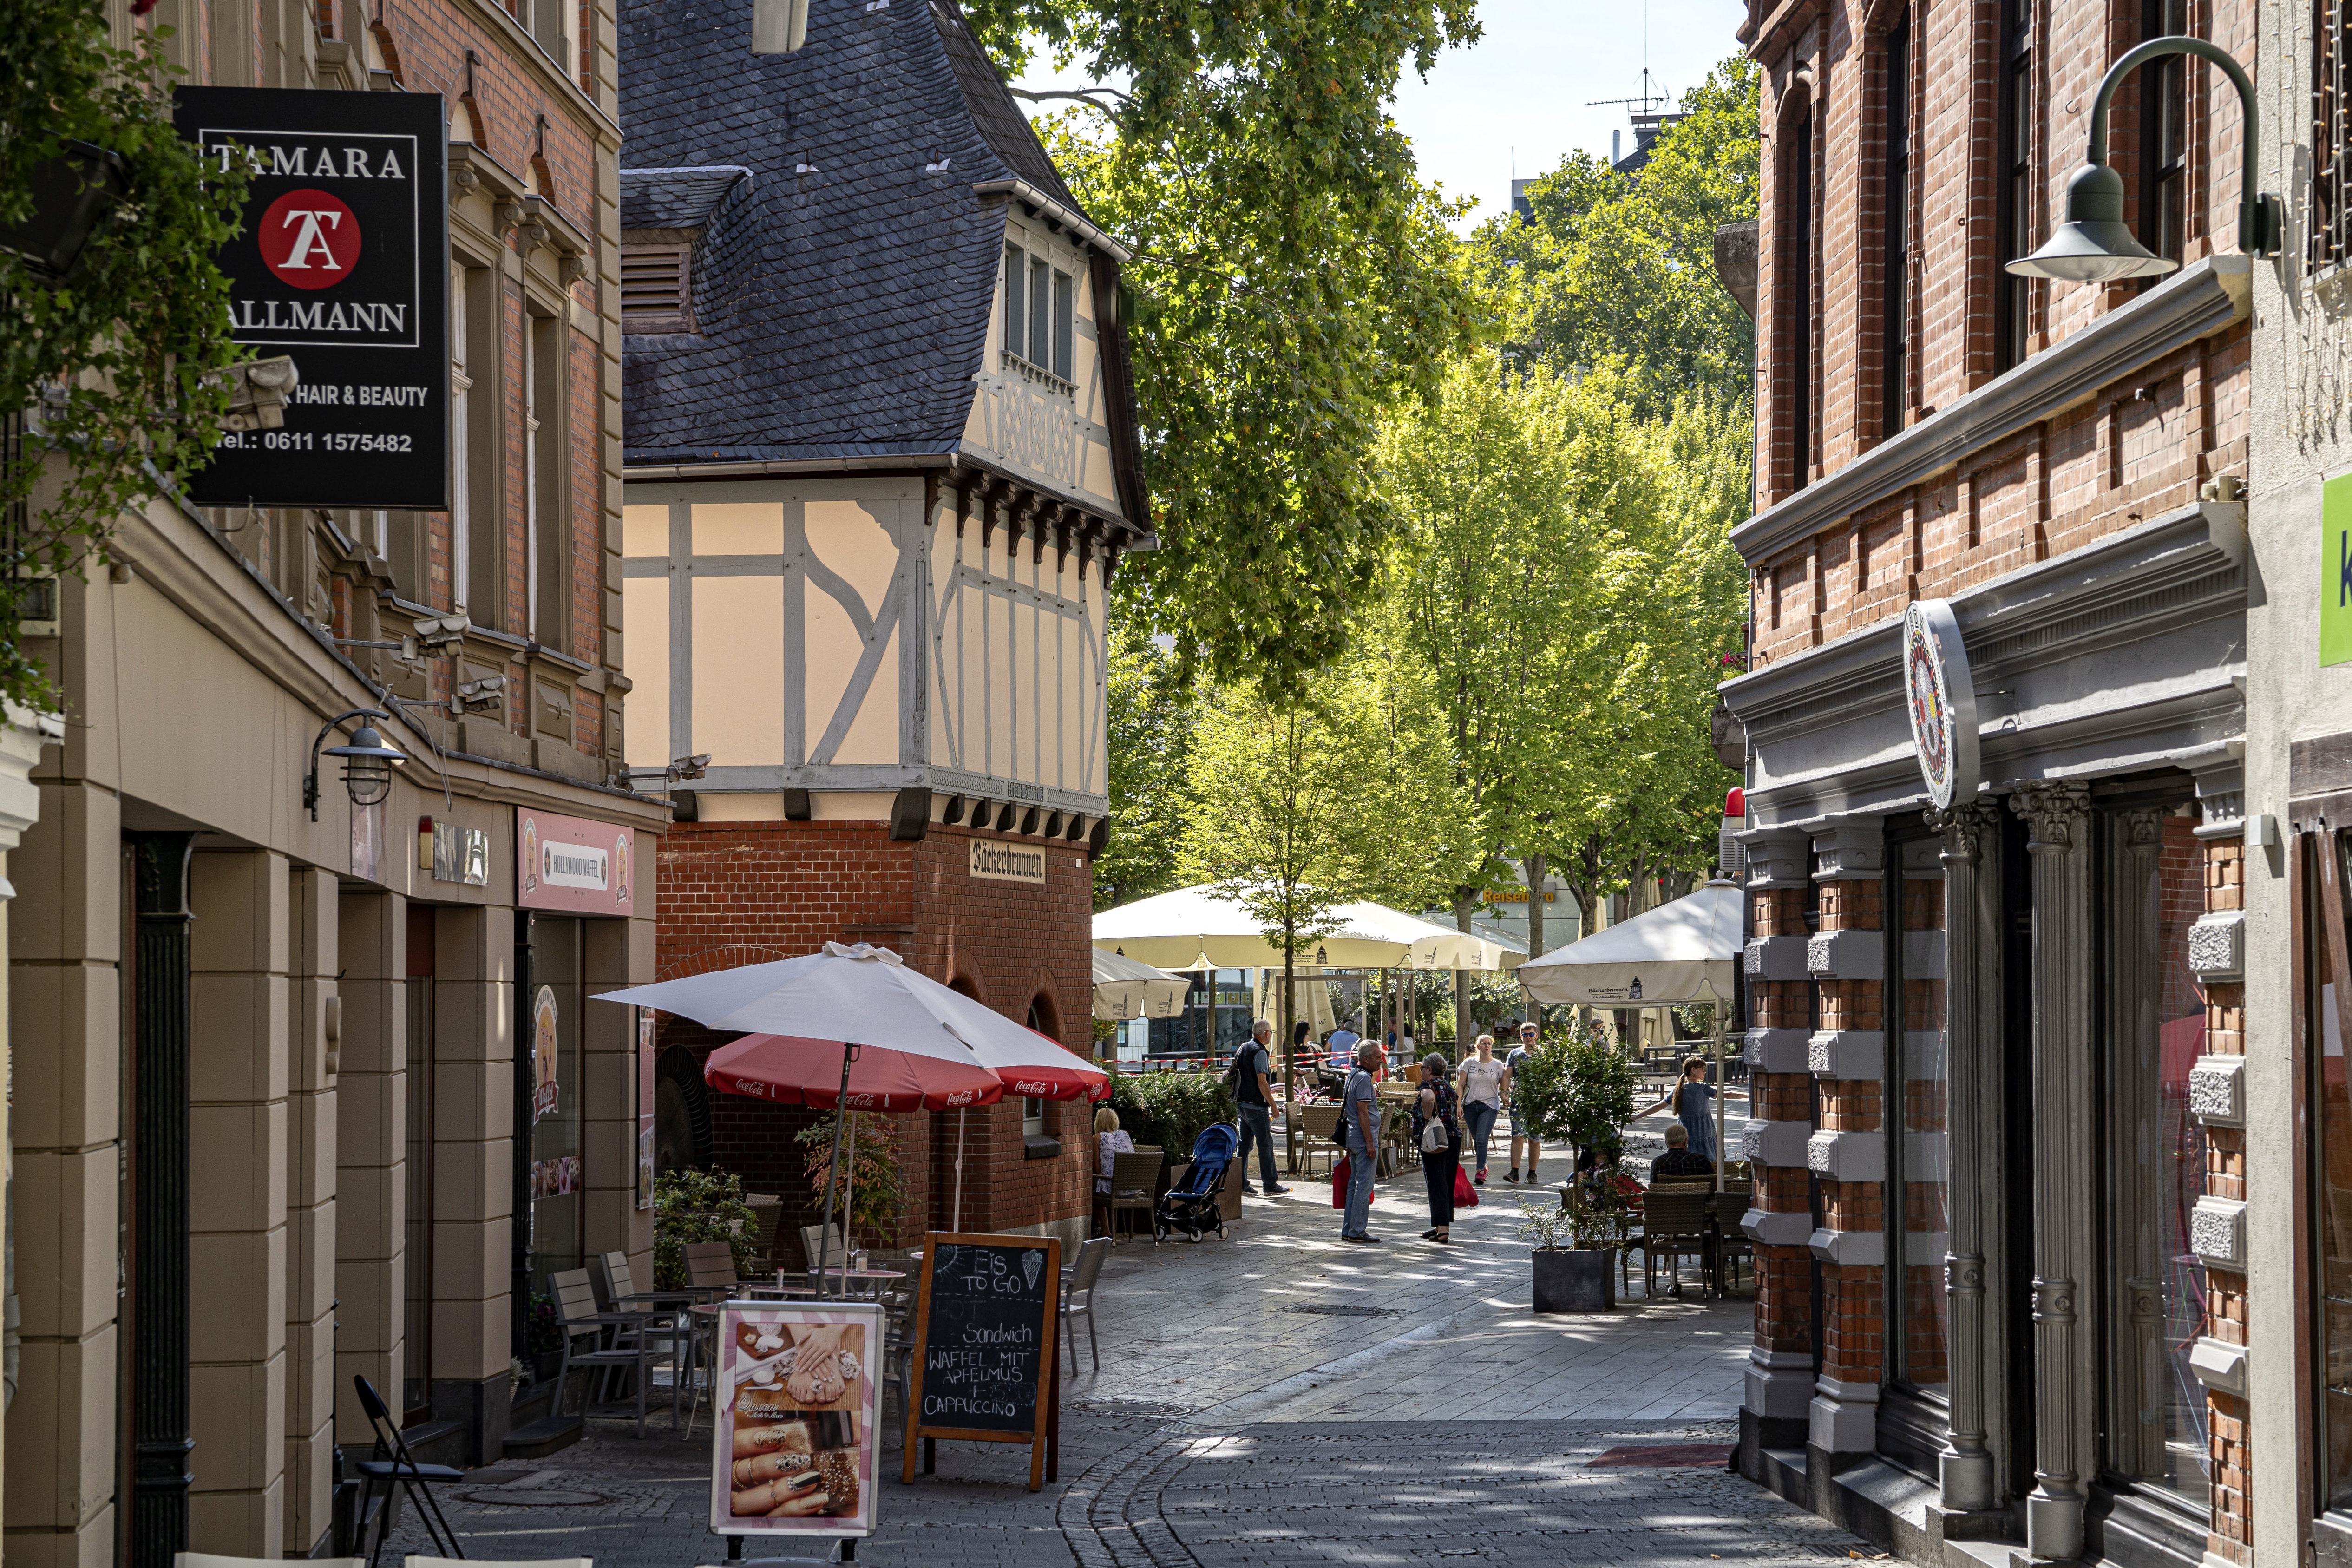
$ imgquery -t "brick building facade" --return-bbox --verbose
[1721,1,2258,1565]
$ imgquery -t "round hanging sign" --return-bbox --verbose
[1902,598,1979,811]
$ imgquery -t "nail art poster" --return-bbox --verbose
[710,1301,884,1538]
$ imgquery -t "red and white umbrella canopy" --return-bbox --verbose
[595,941,1108,1102]
[701,1033,1005,1111]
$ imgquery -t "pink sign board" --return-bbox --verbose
[517,807,637,914]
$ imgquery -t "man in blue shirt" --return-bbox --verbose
[1232,1020,1289,1196]
[1340,1039,1384,1242]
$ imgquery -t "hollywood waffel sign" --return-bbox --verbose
[175,87,449,509]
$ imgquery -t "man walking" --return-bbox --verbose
[1232,1019,1290,1196]
[1505,1020,1541,1183]
[1341,1038,1384,1242]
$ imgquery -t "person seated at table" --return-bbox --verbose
[1649,1122,1713,1181]
[1094,1105,1133,1194]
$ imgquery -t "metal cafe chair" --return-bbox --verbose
[1104,1150,1161,1245]
[1060,1235,1112,1373]
[348,1375,464,1568]
[550,1266,681,1437]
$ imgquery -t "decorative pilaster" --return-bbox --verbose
[129,831,197,1568]
[1930,800,2002,1516]
[2011,782,2095,1563]
[1808,819,1886,1454]
[1741,825,1817,1429]
[2188,771,2252,1568]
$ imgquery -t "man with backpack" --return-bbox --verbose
[1230,1019,1290,1196]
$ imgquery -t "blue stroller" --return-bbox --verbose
[1154,1123,1239,1243]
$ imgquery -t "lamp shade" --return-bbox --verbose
[324,724,406,806]
[2007,163,2178,283]
[0,142,126,281]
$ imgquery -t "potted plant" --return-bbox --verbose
[1517,1179,1628,1312]
[1509,1032,1638,1181]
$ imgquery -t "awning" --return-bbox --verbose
[1092,948,1190,1021]
[1093,884,1524,972]
[1514,881,1743,1006]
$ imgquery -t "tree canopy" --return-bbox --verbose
[983,0,1482,698]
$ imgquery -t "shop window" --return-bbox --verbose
[2139,0,2188,269]
[1891,834,1948,1406]
[2313,832,2352,1514]
[2101,804,2208,1513]
[527,914,587,1299]
[1994,0,2033,372]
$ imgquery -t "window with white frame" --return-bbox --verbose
[1002,240,1074,390]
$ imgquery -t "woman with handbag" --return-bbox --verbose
[1414,1050,1464,1244]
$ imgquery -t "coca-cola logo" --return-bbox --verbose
[258,189,361,290]
[944,1089,976,1106]
[1011,1080,1050,1096]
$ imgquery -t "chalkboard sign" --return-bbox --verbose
[903,1232,1061,1490]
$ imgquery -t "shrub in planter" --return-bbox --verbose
[1107,1069,1236,1155]
[1510,1034,1638,1166]
[652,1167,762,1288]
[1516,1187,1623,1314]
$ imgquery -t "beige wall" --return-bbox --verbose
[333,891,406,1445]
[429,906,514,1390]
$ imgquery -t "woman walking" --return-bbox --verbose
[1458,1033,1508,1185]
[1633,1054,1719,1164]
[1415,1050,1463,1244]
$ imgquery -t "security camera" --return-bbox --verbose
[668,753,711,781]
[212,356,300,432]
[412,613,471,652]
[455,675,506,714]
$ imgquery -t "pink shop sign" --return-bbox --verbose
[518,807,637,914]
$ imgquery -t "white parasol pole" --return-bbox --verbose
[952,1105,966,1231]
[1712,991,1727,1194]
[817,1044,854,1295]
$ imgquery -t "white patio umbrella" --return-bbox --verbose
[1094,884,1522,972]
[594,942,1107,1284]
[1092,948,1190,1021]
[1513,880,1743,1189]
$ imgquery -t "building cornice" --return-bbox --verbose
[1730,256,2250,566]
[972,178,1131,262]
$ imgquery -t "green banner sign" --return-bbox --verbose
[2327,473,2352,666]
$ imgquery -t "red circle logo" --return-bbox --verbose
[257,189,362,290]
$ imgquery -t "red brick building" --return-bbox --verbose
[618,0,1150,1250]
[1720,1,2257,1565]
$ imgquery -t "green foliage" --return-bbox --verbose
[1510,1035,1637,1160]
[986,0,1483,698]
[1,7,250,712]
[1473,55,1759,417]
[652,1167,762,1288]
[1099,615,1195,910]
[1107,1068,1234,1157]
[795,1116,906,1246]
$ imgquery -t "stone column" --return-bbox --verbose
[283,869,338,1554]
[425,905,513,1461]
[11,779,124,1568]
[1738,827,1816,1443]
[186,848,292,1556]
[582,916,654,1290]
[2012,782,2095,1563]
[129,832,198,1568]
[1930,801,2004,1517]
[331,891,404,1450]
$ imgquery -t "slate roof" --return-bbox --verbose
[621,166,752,229]
[620,0,1146,531]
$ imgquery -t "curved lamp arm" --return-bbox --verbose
[2087,36,2278,258]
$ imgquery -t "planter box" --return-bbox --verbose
[1532,1247,1616,1313]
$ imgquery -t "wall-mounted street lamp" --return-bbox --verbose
[2008,37,2282,283]
[0,141,127,282]
[304,709,406,820]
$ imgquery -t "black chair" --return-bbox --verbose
[351,1375,465,1568]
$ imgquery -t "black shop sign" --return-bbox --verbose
[175,87,448,510]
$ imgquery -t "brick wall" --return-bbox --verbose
[1741,0,2253,670]
[654,819,1094,1245]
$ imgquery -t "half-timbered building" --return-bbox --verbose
[617,0,1150,1249]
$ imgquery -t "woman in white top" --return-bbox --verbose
[1457,1033,1510,1185]
[1094,1105,1134,1194]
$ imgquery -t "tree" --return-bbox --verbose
[1473,54,1759,419]
[1098,617,1194,910]
[975,0,1483,699]
[1178,671,1373,1096]
[2,8,249,712]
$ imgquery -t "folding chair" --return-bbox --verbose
[1060,1235,1110,1373]
[349,1375,464,1568]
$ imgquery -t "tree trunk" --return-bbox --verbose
[1452,892,1475,1051]
[1281,920,1297,1103]
[1522,850,1547,1027]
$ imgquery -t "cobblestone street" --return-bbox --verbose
[388,1155,1868,1568]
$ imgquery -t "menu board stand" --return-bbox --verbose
[902,1232,1062,1491]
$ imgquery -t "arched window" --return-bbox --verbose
[1024,995,1059,1135]
[1776,85,1818,495]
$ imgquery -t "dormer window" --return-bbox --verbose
[622,241,693,333]
[1002,242,1074,390]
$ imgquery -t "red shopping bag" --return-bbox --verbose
[1454,1166,1479,1207]
[1330,1155,1374,1207]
